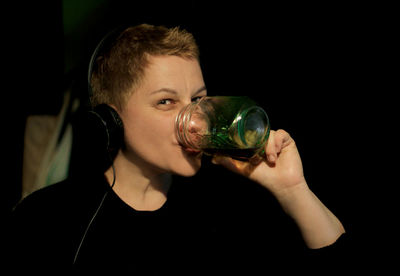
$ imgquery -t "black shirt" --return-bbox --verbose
[5,169,348,274]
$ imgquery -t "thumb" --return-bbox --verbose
[211,155,231,166]
[211,155,253,176]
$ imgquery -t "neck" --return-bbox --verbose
[105,150,172,211]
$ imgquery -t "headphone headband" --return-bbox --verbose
[87,26,126,102]
[86,26,127,153]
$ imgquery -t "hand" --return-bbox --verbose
[213,129,346,248]
[212,129,306,194]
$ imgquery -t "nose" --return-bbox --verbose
[186,107,209,148]
[187,116,204,134]
[175,98,193,118]
[175,100,209,149]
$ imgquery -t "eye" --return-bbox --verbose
[191,96,204,103]
[158,98,175,105]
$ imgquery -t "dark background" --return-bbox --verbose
[1,0,394,270]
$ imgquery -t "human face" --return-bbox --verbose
[118,55,207,177]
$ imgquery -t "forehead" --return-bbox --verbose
[141,55,203,87]
[123,55,205,107]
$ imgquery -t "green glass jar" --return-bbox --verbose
[175,96,270,161]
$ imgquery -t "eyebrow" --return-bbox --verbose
[193,86,207,96]
[150,88,177,95]
[150,86,207,97]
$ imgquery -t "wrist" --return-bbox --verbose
[271,180,309,201]
[271,181,312,214]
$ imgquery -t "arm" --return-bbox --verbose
[272,181,345,248]
[212,129,345,249]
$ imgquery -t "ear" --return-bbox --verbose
[89,104,124,153]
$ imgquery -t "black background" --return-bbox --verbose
[1,0,395,271]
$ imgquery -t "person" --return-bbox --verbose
[5,23,346,274]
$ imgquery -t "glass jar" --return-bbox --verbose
[175,96,270,161]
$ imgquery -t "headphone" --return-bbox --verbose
[73,27,126,266]
[87,26,125,154]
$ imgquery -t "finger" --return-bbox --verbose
[212,155,241,172]
[274,131,283,154]
[274,129,291,154]
[212,155,256,177]
[265,130,277,163]
[275,129,292,150]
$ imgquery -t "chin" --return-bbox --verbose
[175,168,200,177]
[172,154,202,177]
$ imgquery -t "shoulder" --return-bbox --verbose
[11,174,107,221]
[14,179,76,211]
[5,177,97,270]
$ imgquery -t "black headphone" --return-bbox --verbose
[73,27,127,266]
[87,27,125,154]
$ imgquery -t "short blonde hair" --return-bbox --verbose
[90,24,200,110]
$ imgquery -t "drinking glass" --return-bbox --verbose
[175,96,270,160]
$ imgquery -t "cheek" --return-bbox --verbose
[127,115,172,147]
[123,112,176,159]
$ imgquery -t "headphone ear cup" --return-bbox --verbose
[88,104,124,154]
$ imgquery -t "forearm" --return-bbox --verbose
[273,182,345,249]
